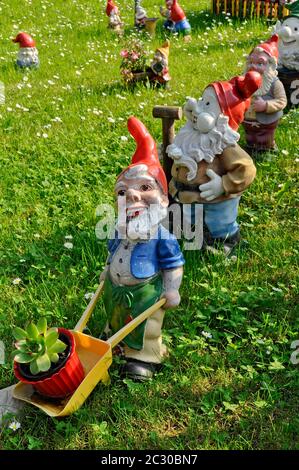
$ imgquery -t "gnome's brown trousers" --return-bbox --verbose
[243,120,279,152]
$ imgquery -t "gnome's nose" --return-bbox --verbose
[279,26,292,40]
[126,188,141,202]
[196,113,216,133]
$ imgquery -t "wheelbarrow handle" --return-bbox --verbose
[74,282,104,332]
[107,298,166,349]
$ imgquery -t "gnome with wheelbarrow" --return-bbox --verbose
[8,117,184,419]
[100,116,184,382]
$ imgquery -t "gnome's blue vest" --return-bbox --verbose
[107,225,184,279]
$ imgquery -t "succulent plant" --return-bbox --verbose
[12,318,67,375]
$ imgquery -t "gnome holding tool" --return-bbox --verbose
[13,32,39,68]
[100,117,184,381]
[166,71,262,255]
[160,0,191,41]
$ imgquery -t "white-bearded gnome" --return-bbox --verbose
[100,117,184,382]
[167,71,262,254]
[243,35,287,154]
[275,0,299,71]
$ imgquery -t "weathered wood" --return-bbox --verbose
[153,106,183,183]
[153,106,182,120]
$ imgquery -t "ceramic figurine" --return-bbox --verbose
[275,1,299,72]
[166,71,262,255]
[275,1,299,107]
[135,5,148,28]
[13,32,39,68]
[243,34,287,154]
[106,0,123,33]
[160,0,191,42]
[147,40,171,87]
[100,117,184,381]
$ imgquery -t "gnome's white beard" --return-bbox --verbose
[279,49,299,71]
[167,114,239,181]
[254,66,278,96]
[17,47,39,65]
[109,12,122,27]
[117,204,168,241]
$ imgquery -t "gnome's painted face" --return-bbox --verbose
[151,51,167,73]
[115,164,168,240]
[278,17,299,56]
[184,87,222,133]
[247,50,270,75]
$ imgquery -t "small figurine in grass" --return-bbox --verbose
[106,0,123,34]
[147,40,171,87]
[243,35,287,155]
[100,116,184,381]
[135,5,148,29]
[166,71,262,255]
[275,0,299,72]
[160,0,191,42]
[12,32,39,68]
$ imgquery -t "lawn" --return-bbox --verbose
[0,0,298,450]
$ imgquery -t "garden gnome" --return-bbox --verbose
[12,32,39,68]
[161,0,191,41]
[105,0,123,33]
[275,0,299,71]
[147,40,171,87]
[166,71,262,254]
[243,34,287,154]
[135,5,148,28]
[100,117,184,381]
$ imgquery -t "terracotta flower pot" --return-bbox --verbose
[14,328,84,398]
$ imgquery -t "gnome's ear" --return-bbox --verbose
[236,71,262,99]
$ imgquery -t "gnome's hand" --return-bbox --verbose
[199,169,224,201]
[163,289,181,309]
[253,97,267,112]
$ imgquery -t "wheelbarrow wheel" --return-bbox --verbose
[120,358,162,382]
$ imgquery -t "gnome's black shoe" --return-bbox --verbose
[204,229,241,256]
[120,358,162,382]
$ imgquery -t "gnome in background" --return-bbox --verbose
[167,71,262,255]
[243,35,287,155]
[160,0,191,42]
[135,5,148,29]
[275,0,299,71]
[106,0,123,33]
[100,117,184,381]
[147,40,171,87]
[13,33,39,68]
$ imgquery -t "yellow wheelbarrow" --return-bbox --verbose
[13,282,165,417]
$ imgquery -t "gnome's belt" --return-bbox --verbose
[243,120,261,128]
[174,181,200,192]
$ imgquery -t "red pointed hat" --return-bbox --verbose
[254,34,279,61]
[210,71,262,131]
[117,117,168,194]
[12,32,36,48]
[169,0,186,22]
[106,0,118,16]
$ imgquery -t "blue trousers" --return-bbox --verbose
[184,197,240,239]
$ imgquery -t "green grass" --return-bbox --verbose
[0,0,298,450]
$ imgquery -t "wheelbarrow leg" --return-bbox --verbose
[102,371,111,385]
